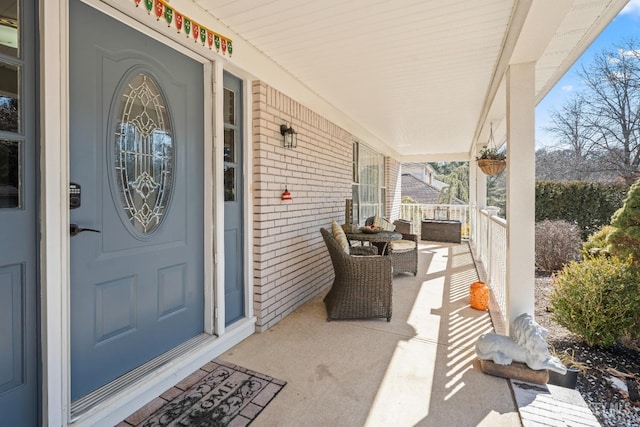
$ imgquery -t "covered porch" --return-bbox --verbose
[221,242,516,426]
[19,0,630,425]
[119,240,599,426]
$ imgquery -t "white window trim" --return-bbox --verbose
[352,140,386,224]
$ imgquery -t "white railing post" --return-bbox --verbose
[487,207,507,323]
[485,206,499,286]
[478,209,486,263]
[473,207,507,324]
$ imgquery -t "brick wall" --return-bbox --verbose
[252,81,353,331]
[386,157,401,221]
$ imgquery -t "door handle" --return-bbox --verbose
[70,223,101,237]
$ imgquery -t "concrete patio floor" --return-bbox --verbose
[220,241,521,426]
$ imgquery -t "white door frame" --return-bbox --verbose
[40,0,255,425]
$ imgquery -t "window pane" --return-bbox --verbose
[359,145,378,219]
[0,4,19,57]
[224,128,235,163]
[351,184,360,225]
[0,63,19,133]
[0,139,20,208]
[352,141,358,182]
[356,144,385,221]
[224,166,235,201]
[224,88,235,125]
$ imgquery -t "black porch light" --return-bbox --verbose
[280,123,297,149]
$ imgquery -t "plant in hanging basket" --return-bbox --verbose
[476,146,506,175]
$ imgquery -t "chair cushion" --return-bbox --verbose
[331,220,350,253]
[390,239,417,251]
[373,215,396,231]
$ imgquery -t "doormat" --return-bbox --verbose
[123,360,286,427]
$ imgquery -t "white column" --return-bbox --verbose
[42,0,70,424]
[506,62,536,327]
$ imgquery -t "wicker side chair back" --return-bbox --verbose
[320,228,393,322]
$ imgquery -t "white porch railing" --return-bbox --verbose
[477,208,507,320]
[398,203,506,321]
[398,204,470,240]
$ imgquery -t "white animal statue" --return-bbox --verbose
[475,313,567,374]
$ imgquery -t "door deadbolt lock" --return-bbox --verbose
[69,182,81,209]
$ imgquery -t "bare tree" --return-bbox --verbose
[579,39,640,184]
[543,97,597,180]
[536,148,619,182]
[543,39,640,184]
[546,97,594,156]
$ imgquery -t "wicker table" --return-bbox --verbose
[345,231,402,255]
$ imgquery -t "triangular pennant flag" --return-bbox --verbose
[164,6,173,26]
[184,18,191,37]
[175,12,183,32]
[192,22,199,41]
[154,0,163,19]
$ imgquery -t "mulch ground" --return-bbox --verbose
[535,275,640,427]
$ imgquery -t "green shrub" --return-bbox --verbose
[535,220,582,272]
[550,256,640,347]
[581,225,615,258]
[536,181,628,239]
[608,179,640,268]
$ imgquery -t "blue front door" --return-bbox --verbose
[69,0,204,400]
[223,73,245,326]
[0,0,38,425]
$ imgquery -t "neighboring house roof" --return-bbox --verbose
[402,163,449,191]
[401,174,465,205]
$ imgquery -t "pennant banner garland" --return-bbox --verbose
[135,0,233,56]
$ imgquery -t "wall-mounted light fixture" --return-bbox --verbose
[280,123,297,149]
[281,187,292,201]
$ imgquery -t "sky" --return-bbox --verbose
[535,0,640,148]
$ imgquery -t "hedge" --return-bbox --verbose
[535,181,628,240]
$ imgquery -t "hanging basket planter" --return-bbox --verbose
[477,158,506,176]
[476,123,506,176]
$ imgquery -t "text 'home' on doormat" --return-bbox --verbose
[121,359,286,427]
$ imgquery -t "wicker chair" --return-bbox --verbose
[320,228,393,322]
[363,217,419,276]
[390,220,419,276]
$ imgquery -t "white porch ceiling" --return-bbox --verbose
[193,0,628,160]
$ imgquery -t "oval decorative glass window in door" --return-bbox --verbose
[114,73,173,234]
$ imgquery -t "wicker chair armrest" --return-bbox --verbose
[347,254,392,272]
[350,245,378,256]
[400,233,418,243]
